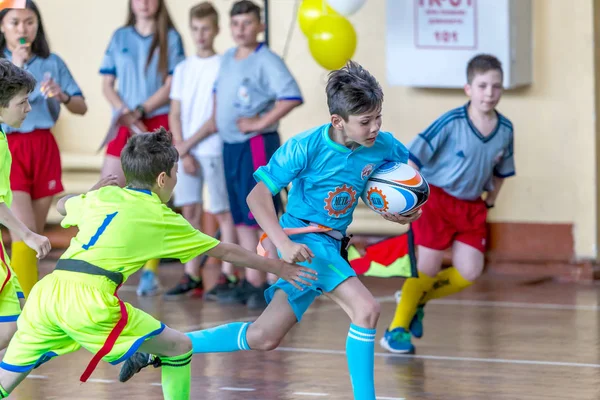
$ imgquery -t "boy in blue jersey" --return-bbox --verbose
[119,61,420,400]
[176,0,303,308]
[381,54,516,354]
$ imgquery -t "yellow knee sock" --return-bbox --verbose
[420,267,473,304]
[389,272,435,331]
[143,258,160,273]
[11,241,38,298]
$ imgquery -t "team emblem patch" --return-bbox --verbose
[324,184,357,217]
[361,163,375,180]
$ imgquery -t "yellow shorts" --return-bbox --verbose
[0,270,164,372]
[0,261,24,323]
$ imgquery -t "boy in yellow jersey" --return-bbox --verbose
[0,58,50,349]
[0,128,315,399]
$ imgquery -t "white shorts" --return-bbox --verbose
[173,154,230,214]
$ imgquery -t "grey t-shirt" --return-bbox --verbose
[409,104,515,200]
[214,43,302,144]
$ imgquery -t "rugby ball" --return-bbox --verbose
[361,161,429,216]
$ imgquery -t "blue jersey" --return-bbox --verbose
[254,124,409,234]
[2,50,83,134]
[409,103,515,200]
[99,26,185,118]
[214,43,302,144]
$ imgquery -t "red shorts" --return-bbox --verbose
[105,114,169,157]
[8,129,64,200]
[411,185,488,253]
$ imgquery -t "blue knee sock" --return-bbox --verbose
[186,322,251,353]
[346,324,376,400]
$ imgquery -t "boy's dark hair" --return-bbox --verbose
[0,1,50,59]
[326,60,383,121]
[190,2,219,26]
[467,54,503,84]
[230,0,261,21]
[121,127,179,189]
[0,59,36,108]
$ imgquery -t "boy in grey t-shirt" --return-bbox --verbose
[177,0,302,308]
[381,54,515,354]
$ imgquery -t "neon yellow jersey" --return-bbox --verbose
[0,127,12,208]
[60,186,220,280]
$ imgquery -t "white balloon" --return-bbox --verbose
[326,0,366,16]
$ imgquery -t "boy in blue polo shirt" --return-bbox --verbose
[120,61,420,400]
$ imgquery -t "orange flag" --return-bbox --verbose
[0,0,25,10]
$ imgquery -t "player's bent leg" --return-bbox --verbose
[451,240,484,281]
[327,277,379,400]
[421,241,483,305]
[245,288,297,351]
[120,289,298,385]
[189,287,296,353]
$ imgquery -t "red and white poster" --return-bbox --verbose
[415,0,477,49]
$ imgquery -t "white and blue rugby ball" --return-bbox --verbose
[361,161,429,216]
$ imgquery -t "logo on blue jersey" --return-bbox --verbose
[324,184,357,217]
[456,150,465,158]
[361,163,376,180]
[375,161,402,174]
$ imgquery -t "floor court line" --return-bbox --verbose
[275,346,600,369]
[179,297,600,332]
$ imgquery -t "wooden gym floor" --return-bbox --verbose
[6,259,600,400]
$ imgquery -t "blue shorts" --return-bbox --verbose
[223,132,281,227]
[264,214,356,322]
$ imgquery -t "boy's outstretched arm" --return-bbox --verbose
[247,182,314,264]
[205,241,316,290]
[0,204,50,259]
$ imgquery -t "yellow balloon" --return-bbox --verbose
[298,0,338,36]
[308,15,357,70]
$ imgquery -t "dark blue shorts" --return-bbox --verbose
[223,132,281,227]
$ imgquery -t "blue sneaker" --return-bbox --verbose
[379,327,415,354]
[136,270,160,297]
[394,290,425,339]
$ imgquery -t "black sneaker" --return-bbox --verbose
[204,273,239,301]
[163,274,203,300]
[217,279,264,305]
[246,282,270,309]
[118,352,162,383]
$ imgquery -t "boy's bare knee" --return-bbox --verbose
[353,299,381,329]
[178,333,192,353]
[246,324,281,351]
[460,264,484,282]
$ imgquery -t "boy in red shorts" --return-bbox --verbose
[380,54,516,353]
